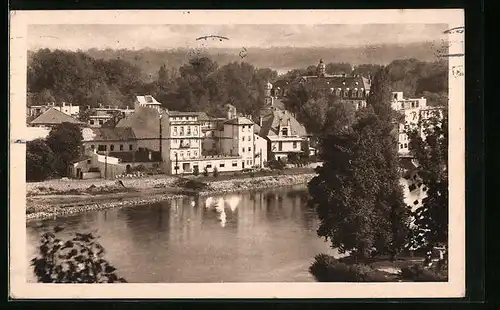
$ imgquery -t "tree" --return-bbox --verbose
[31,227,127,283]
[26,139,56,182]
[309,69,410,260]
[325,62,352,75]
[407,109,448,260]
[213,167,219,178]
[193,165,199,176]
[46,123,83,177]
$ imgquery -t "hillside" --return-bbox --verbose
[45,41,444,82]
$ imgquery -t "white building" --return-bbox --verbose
[135,95,162,112]
[28,102,80,118]
[391,91,445,156]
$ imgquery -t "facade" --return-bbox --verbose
[87,106,134,128]
[135,95,162,111]
[82,127,137,154]
[253,132,268,168]
[257,107,308,161]
[221,117,256,169]
[116,106,162,152]
[391,91,445,156]
[272,59,372,110]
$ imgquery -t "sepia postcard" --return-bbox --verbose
[9,9,465,299]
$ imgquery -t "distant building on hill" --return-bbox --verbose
[28,102,80,118]
[29,107,85,129]
[271,59,372,110]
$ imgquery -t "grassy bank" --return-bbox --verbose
[26,168,316,222]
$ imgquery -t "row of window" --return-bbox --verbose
[331,88,367,98]
[241,125,252,132]
[171,116,197,121]
[241,136,253,142]
[400,101,421,109]
[242,147,252,153]
[89,119,105,125]
[90,144,133,152]
[172,126,199,136]
[399,143,408,149]
[272,141,298,151]
[172,150,199,159]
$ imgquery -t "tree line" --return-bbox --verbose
[28,49,447,120]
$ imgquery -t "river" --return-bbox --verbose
[26,184,338,283]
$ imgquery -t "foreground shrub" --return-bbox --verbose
[400,264,447,282]
[309,254,393,282]
[31,227,126,283]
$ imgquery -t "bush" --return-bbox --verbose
[309,254,393,282]
[203,166,209,177]
[265,159,285,170]
[133,164,145,172]
[193,165,199,176]
[31,227,126,283]
[213,167,219,178]
[26,139,56,182]
[400,264,447,282]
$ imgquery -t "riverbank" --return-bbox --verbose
[26,169,316,222]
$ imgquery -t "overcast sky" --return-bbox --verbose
[28,24,447,51]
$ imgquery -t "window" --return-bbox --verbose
[187,126,191,136]
[249,160,253,166]
[193,127,198,135]
[293,142,297,149]
[278,142,283,151]
[173,127,177,136]
[416,101,419,107]
[248,147,251,152]
[87,159,91,164]
[206,164,212,168]
[399,144,403,149]
[129,144,133,151]
[335,89,341,96]
[119,144,124,151]
[232,162,238,167]
[173,152,177,159]
[194,151,198,157]
[179,126,184,135]
[242,147,245,153]
[358,90,364,98]
[242,126,245,132]
[281,127,288,136]
[180,152,184,159]
[242,136,245,141]
[90,120,95,125]
[187,151,191,158]
[110,145,115,151]
[404,143,408,149]
[98,145,107,152]
[220,163,225,168]
[343,89,349,97]
[401,103,404,109]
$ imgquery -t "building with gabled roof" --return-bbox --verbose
[30,107,85,128]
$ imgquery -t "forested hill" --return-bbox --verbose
[27,47,448,115]
[29,41,443,82]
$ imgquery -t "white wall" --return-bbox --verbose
[168,157,243,175]
[254,134,268,168]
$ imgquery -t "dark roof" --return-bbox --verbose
[293,75,371,91]
[167,111,200,116]
[116,107,160,140]
[258,108,307,137]
[90,127,136,141]
[30,108,84,126]
[71,156,92,164]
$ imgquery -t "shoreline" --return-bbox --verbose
[26,172,316,223]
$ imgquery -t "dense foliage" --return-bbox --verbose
[407,109,449,258]
[26,139,56,182]
[309,254,393,282]
[308,68,410,260]
[46,122,84,177]
[31,227,126,283]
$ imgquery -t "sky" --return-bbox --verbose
[28,24,448,51]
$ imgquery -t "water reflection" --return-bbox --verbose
[27,185,336,283]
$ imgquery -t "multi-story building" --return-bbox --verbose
[220,117,255,169]
[272,59,372,110]
[30,107,85,129]
[391,91,445,156]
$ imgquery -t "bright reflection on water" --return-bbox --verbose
[26,185,337,283]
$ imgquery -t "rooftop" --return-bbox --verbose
[136,95,161,106]
[30,108,85,126]
[258,108,307,137]
[224,116,255,126]
[82,127,136,141]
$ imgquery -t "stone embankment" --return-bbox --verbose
[26,173,316,222]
